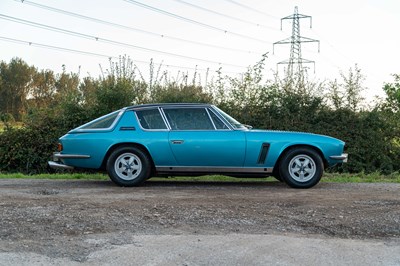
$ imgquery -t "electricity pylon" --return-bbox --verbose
[273,6,320,81]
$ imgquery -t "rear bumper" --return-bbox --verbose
[329,153,348,163]
[48,152,91,170]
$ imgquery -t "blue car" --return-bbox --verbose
[48,103,347,188]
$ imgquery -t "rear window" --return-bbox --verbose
[80,111,119,129]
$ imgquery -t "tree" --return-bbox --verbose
[30,69,56,109]
[340,64,365,111]
[0,58,35,120]
[383,74,400,112]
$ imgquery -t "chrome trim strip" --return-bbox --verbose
[54,153,91,159]
[329,153,348,163]
[156,166,273,174]
[48,161,74,170]
[159,107,172,130]
[128,103,210,111]
[205,108,217,130]
[158,107,171,130]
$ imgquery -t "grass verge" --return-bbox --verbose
[0,173,108,180]
[0,172,399,183]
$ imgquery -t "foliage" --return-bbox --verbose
[0,56,400,176]
[0,113,64,174]
[382,74,400,112]
[0,58,35,120]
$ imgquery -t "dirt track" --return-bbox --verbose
[0,179,399,264]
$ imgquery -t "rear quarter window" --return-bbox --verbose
[80,111,120,130]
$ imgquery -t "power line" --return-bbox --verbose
[170,0,277,31]
[0,36,242,74]
[123,0,271,44]
[15,0,261,55]
[0,35,114,59]
[0,14,248,69]
[311,29,356,65]
[223,0,279,19]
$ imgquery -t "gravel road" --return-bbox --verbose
[0,179,399,265]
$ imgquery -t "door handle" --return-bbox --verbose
[171,140,184,144]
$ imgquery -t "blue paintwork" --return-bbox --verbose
[168,130,246,166]
[55,104,346,173]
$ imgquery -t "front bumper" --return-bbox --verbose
[329,153,348,163]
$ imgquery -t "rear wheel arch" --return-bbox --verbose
[101,143,155,173]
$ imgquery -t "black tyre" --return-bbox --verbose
[106,146,151,187]
[272,168,283,182]
[279,148,324,189]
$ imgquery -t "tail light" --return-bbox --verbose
[57,143,63,152]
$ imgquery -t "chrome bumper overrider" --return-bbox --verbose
[329,153,348,163]
[48,161,74,170]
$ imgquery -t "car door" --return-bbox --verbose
[163,107,246,167]
[135,107,177,166]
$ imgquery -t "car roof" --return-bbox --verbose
[126,103,212,110]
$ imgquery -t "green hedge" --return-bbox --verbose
[1,56,400,174]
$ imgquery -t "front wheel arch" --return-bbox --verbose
[275,144,328,171]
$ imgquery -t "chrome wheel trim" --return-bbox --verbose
[114,153,142,181]
[288,154,316,182]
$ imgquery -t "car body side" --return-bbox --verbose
[55,106,346,176]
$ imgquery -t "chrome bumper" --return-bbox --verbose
[48,161,74,170]
[329,153,348,163]
[48,152,91,170]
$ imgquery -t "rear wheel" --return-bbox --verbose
[106,146,151,187]
[279,148,323,188]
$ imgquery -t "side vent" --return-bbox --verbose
[257,143,270,164]
[119,127,136,131]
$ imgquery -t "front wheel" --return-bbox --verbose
[106,146,151,187]
[279,148,324,189]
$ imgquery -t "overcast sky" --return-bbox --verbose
[1,0,399,99]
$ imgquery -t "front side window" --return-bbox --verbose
[163,108,214,130]
[208,109,229,130]
[136,108,167,130]
[213,106,246,130]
